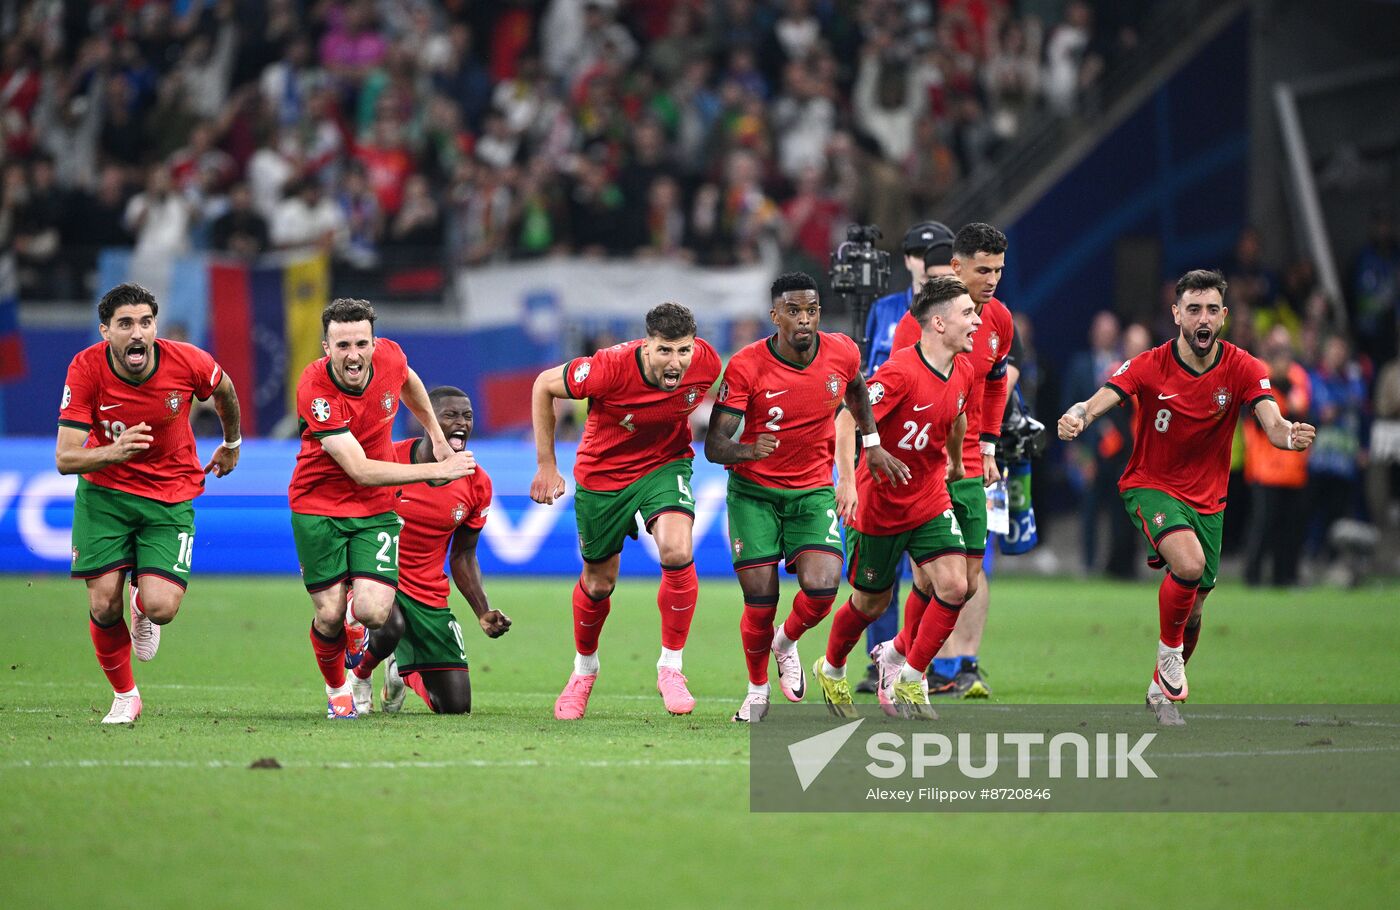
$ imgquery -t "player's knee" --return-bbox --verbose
[88,599,122,625]
[938,576,969,607]
[1172,555,1205,581]
[852,589,892,619]
[435,692,471,714]
[656,541,693,566]
[350,589,394,627]
[963,572,980,602]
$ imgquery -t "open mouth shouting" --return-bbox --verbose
[660,368,683,390]
[447,429,468,452]
[342,358,365,384]
[124,342,149,372]
[1191,326,1214,352]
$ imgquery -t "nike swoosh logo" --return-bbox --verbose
[1157,393,1179,400]
[912,403,933,411]
[669,605,693,612]
[100,404,121,411]
[792,676,806,699]
[376,565,394,572]
[765,390,788,398]
[1155,668,1183,697]
[579,620,602,628]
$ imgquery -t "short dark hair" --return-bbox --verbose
[770,271,818,300]
[1175,269,1228,302]
[910,275,968,327]
[322,298,377,335]
[98,283,158,324]
[645,302,697,340]
[429,385,470,407]
[953,222,1008,259]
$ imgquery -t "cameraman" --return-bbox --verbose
[854,221,956,693]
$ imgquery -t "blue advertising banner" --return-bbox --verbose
[0,440,743,578]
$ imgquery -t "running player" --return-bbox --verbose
[289,299,474,719]
[57,283,243,724]
[885,222,1012,698]
[705,272,909,722]
[812,275,980,719]
[1058,269,1315,725]
[530,302,721,720]
[348,387,510,715]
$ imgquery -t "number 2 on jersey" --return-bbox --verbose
[765,406,783,432]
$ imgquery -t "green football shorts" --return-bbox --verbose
[290,511,402,592]
[1120,487,1223,590]
[395,591,469,672]
[725,472,842,570]
[573,459,695,563]
[948,476,990,557]
[70,478,196,588]
[846,511,965,593]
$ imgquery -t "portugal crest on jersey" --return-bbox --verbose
[732,538,744,557]
[868,382,885,405]
[1113,359,1131,377]
[311,397,331,422]
[165,391,182,413]
[452,503,466,524]
[381,391,394,413]
[573,360,591,384]
[1213,387,1231,412]
[61,385,71,409]
[826,374,841,397]
[988,332,1000,356]
[717,380,730,403]
[1153,512,1165,528]
[685,387,699,406]
[957,392,966,412]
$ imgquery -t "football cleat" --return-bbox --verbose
[554,672,597,720]
[952,660,991,699]
[1153,642,1189,702]
[812,658,858,719]
[892,678,938,721]
[657,667,696,715]
[1146,680,1185,726]
[771,634,806,702]
[101,692,142,725]
[350,671,373,715]
[326,683,358,719]
[344,618,369,670]
[731,689,770,723]
[128,583,160,662]
[871,641,901,718]
[927,671,958,696]
[380,654,406,714]
[853,662,879,694]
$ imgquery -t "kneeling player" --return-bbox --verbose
[705,272,907,722]
[814,276,979,719]
[348,387,510,714]
[530,303,722,719]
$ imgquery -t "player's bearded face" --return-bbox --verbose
[773,290,820,353]
[434,396,473,452]
[643,336,695,391]
[324,320,376,390]
[1174,290,1227,358]
[953,251,1005,304]
[100,304,157,379]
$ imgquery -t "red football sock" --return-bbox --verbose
[658,561,698,650]
[824,600,874,668]
[89,616,135,693]
[1158,572,1199,649]
[740,597,778,685]
[352,650,382,681]
[905,593,963,674]
[310,623,347,688]
[891,586,933,657]
[573,580,611,655]
[1183,619,1202,663]
[402,671,438,713]
[781,587,838,642]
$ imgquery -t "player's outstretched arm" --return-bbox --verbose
[1253,397,1316,452]
[401,367,453,462]
[703,408,776,464]
[834,407,858,521]
[55,423,153,475]
[842,372,910,486]
[947,413,967,482]
[321,432,473,485]
[1057,386,1121,441]
[529,366,569,504]
[450,526,511,638]
[204,373,243,477]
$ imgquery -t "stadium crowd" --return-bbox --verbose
[0,0,1141,297]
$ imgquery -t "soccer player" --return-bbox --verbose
[1058,269,1315,725]
[530,302,721,720]
[813,276,980,719]
[348,387,510,715]
[289,299,474,719]
[705,272,909,722]
[57,283,243,724]
[884,222,1013,698]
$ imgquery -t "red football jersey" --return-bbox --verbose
[891,295,1013,477]
[1105,340,1273,514]
[289,337,409,516]
[851,343,973,535]
[58,339,224,503]
[392,438,492,608]
[713,332,861,489]
[564,338,721,491]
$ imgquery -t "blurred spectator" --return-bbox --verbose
[1244,326,1312,587]
[169,122,235,196]
[434,23,493,131]
[1044,0,1099,115]
[173,5,236,119]
[984,16,1043,143]
[770,61,834,180]
[853,36,924,162]
[385,174,443,266]
[248,126,302,218]
[1226,226,1278,312]
[636,175,690,261]
[781,163,846,269]
[211,182,270,258]
[336,164,382,269]
[320,0,388,85]
[260,36,320,128]
[1350,209,1400,368]
[565,154,629,257]
[1307,335,1369,561]
[354,116,414,215]
[270,178,346,253]
[64,164,133,285]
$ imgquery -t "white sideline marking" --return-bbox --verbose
[10,681,686,701]
[2,758,748,770]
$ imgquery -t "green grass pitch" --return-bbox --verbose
[1,574,1397,908]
